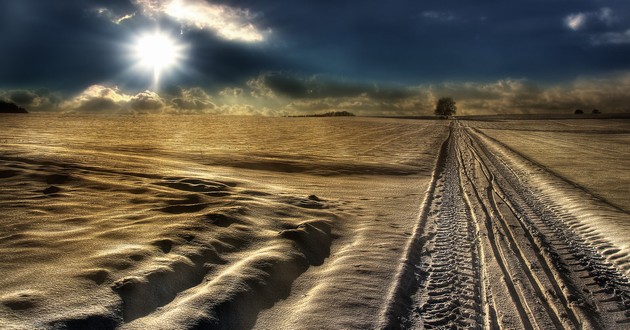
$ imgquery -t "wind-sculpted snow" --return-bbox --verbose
[0,115,449,329]
[0,156,339,328]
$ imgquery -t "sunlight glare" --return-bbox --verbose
[133,31,184,88]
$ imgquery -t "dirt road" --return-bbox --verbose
[381,121,630,329]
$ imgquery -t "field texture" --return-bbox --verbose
[0,114,628,329]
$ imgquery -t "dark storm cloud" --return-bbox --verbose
[248,72,416,100]
[242,0,630,83]
[0,0,630,87]
[0,0,298,92]
[3,0,630,91]
[185,32,304,87]
[1,0,630,115]
[7,90,39,105]
[0,89,62,111]
[0,1,134,91]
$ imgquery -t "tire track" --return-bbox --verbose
[456,134,535,329]
[379,124,485,329]
[381,121,630,329]
[377,127,453,328]
[458,129,570,329]
[408,132,483,329]
[468,127,630,327]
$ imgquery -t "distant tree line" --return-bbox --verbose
[428,96,615,117]
[290,111,355,117]
[0,100,28,113]
[574,109,601,114]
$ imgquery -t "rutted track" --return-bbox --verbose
[403,126,483,329]
[381,121,630,329]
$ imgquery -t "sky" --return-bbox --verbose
[1,0,630,115]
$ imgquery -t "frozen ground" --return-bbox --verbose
[0,114,629,329]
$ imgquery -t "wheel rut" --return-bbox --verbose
[467,127,630,328]
[408,130,483,329]
[458,131,569,329]
[381,121,630,329]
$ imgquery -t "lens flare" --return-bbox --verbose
[133,31,185,89]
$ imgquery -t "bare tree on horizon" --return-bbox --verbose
[434,97,457,117]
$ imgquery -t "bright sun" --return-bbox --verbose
[133,31,184,87]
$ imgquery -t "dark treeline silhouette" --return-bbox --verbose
[574,108,602,115]
[290,111,355,117]
[0,100,28,113]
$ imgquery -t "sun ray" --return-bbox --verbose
[132,31,185,90]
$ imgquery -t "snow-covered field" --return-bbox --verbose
[0,114,628,329]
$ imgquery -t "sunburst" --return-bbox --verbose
[133,31,185,89]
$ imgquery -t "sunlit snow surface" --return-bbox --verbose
[0,114,629,329]
[0,114,447,328]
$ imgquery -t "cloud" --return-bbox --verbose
[565,7,616,31]
[7,90,38,105]
[91,7,135,25]
[62,85,132,113]
[0,89,61,111]
[422,11,456,22]
[74,98,122,112]
[591,29,630,45]
[247,74,277,99]
[61,85,219,113]
[429,74,630,115]
[219,87,244,97]
[281,92,433,117]
[12,72,630,116]
[246,72,416,101]
[169,87,216,111]
[240,73,432,115]
[133,0,267,42]
[129,90,165,111]
[563,8,630,46]
[598,7,615,26]
[565,13,586,31]
[242,72,630,116]
[62,85,166,113]
[75,85,131,103]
